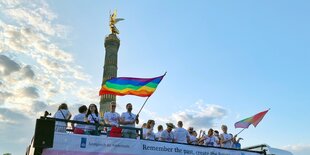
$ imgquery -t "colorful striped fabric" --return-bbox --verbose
[234,109,269,128]
[99,74,165,97]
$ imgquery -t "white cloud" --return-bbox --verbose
[37,2,57,21]
[0,91,12,104]
[17,86,39,98]
[171,101,227,129]
[0,0,21,7]
[70,65,91,81]
[4,7,56,36]
[0,108,29,125]
[0,1,98,154]
[33,42,73,62]
[141,100,228,131]
[36,56,66,72]
[1,24,31,52]
[0,55,21,75]
[76,87,99,104]
[0,0,93,108]
[31,100,48,112]
[21,65,35,79]
[282,144,310,155]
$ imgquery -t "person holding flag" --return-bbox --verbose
[120,103,139,139]
[220,125,233,148]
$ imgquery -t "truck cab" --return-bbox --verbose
[243,144,293,155]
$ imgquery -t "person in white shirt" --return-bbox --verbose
[145,120,156,140]
[104,101,120,126]
[104,101,121,136]
[71,105,87,134]
[155,125,163,141]
[188,130,198,145]
[85,104,101,135]
[173,121,190,144]
[187,127,197,144]
[142,123,147,139]
[220,125,233,148]
[200,128,217,146]
[120,103,139,139]
[213,130,221,147]
[53,103,72,133]
[160,123,175,142]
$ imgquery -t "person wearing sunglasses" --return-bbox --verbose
[104,101,121,137]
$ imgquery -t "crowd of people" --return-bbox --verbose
[53,102,242,149]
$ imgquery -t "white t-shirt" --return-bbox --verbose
[155,131,163,140]
[73,113,86,129]
[145,128,155,140]
[120,112,136,128]
[104,112,120,126]
[220,133,233,148]
[85,113,100,131]
[160,130,174,142]
[87,113,100,123]
[189,135,197,145]
[203,135,217,146]
[213,136,220,147]
[142,128,147,138]
[53,109,71,132]
[173,127,190,143]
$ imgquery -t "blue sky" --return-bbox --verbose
[0,0,310,155]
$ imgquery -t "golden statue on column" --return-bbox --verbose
[109,10,124,34]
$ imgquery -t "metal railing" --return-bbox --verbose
[40,116,144,139]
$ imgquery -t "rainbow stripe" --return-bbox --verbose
[99,74,165,97]
[234,109,269,128]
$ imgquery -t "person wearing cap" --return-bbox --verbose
[159,123,175,142]
[173,121,190,144]
[120,103,139,139]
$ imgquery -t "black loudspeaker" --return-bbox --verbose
[33,119,55,148]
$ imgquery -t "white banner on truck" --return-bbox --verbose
[42,133,262,155]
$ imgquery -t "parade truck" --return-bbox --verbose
[25,116,273,155]
[243,144,293,155]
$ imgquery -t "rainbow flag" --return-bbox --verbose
[234,109,269,128]
[99,74,165,97]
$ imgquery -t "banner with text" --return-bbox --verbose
[42,133,262,155]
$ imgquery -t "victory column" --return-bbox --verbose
[99,11,124,113]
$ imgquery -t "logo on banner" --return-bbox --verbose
[80,137,87,148]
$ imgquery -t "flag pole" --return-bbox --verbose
[137,96,150,116]
[136,72,167,116]
[236,128,246,136]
